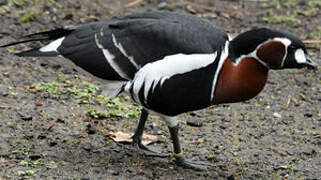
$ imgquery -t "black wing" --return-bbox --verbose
[2,12,228,81]
[107,12,228,64]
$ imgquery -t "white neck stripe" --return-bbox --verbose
[231,37,291,68]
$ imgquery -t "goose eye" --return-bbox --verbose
[289,44,296,49]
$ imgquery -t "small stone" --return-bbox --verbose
[86,124,96,135]
[29,154,42,160]
[82,144,92,152]
[56,118,65,123]
[158,2,168,9]
[0,139,9,155]
[301,148,316,156]
[40,63,48,67]
[1,92,9,97]
[112,171,120,176]
[273,112,282,118]
[149,122,157,129]
[304,113,313,118]
[108,169,120,176]
[36,101,43,106]
[49,140,57,147]
[15,154,25,160]
[21,116,33,121]
[186,119,203,127]
[52,64,62,69]
[227,175,235,180]
[37,134,47,139]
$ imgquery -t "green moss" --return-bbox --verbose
[263,9,301,25]
[12,148,30,157]
[1,0,59,15]
[32,82,62,94]
[67,81,99,98]
[310,27,321,39]
[32,80,141,119]
[263,0,321,25]
[17,170,37,177]
[280,164,298,171]
[205,153,216,160]
[19,9,42,23]
[19,160,45,168]
[282,0,298,8]
[8,0,28,7]
[88,97,141,119]
[264,0,298,9]
[88,109,114,119]
[308,0,321,9]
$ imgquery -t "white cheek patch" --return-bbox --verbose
[295,49,306,63]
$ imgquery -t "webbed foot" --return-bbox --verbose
[174,156,212,170]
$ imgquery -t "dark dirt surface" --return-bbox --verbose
[0,0,321,179]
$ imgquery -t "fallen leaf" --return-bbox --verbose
[186,5,197,14]
[108,131,158,145]
[36,101,43,106]
[197,13,217,19]
[303,40,321,44]
[125,0,143,8]
[313,135,321,139]
[228,10,244,20]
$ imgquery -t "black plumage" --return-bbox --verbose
[7,12,228,82]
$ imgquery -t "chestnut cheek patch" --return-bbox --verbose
[257,41,286,68]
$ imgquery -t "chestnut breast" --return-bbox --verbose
[213,57,269,104]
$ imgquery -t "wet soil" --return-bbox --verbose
[0,0,320,179]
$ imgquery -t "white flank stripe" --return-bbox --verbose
[125,52,218,104]
[40,37,65,52]
[95,34,130,80]
[211,41,229,101]
[112,34,140,69]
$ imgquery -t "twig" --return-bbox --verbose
[244,0,269,2]
[313,135,321,139]
[186,1,214,11]
[47,123,56,131]
[0,105,11,109]
[285,95,292,109]
[303,40,321,44]
[125,0,143,8]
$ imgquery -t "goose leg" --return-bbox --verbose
[132,109,168,157]
[168,124,211,170]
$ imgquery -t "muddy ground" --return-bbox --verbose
[0,0,320,179]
